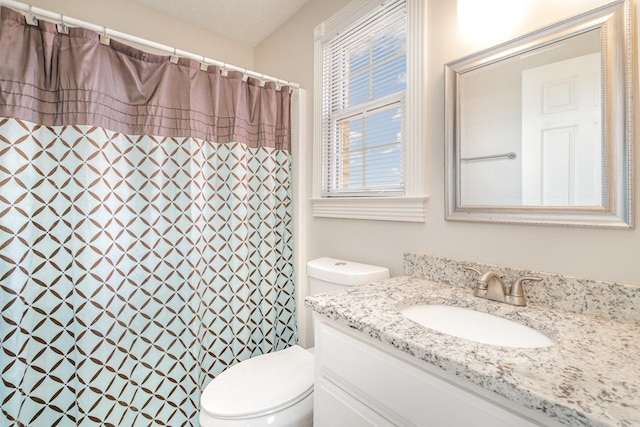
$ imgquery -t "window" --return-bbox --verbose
[322,1,406,196]
[313,0,427,221]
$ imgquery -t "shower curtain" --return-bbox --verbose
[0,7,296,427]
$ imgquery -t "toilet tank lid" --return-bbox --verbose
[200,345,314,419]
[307,257,390,286]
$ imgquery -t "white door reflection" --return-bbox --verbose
[522,53,602,206]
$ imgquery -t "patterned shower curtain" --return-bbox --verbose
[0,7,296,427]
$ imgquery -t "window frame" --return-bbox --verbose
[312,0,427,222]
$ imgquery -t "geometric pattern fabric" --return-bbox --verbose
[0,117,297,426]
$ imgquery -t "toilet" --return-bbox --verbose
[199,257,390,427]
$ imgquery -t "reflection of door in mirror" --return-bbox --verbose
[521,53,602,207]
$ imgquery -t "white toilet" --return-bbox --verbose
[199,257,390,427]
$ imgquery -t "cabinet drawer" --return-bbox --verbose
[315,318,540,427]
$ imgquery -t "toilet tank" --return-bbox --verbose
[307,257,390,295]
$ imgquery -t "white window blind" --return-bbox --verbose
[321,0,407,197]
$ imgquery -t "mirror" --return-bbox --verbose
[445,0,634,228]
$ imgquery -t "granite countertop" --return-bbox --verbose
[305,276,640,427]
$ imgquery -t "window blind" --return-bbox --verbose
[321,0,407,197]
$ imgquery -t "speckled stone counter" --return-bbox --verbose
[305,273,640,427]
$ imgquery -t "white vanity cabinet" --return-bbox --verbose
[313,315,562,427]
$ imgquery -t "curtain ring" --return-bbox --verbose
[100,26,111,45]
[56,14,69,34]
[170,48,179,64]
[200,56,208,71]
[25,5,39,26]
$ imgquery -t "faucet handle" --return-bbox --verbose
[507,276,543,306]
[463,266,488,293]
[511,276,543,297]
[463,266,482,276]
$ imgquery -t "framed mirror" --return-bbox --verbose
[445,0,634,228]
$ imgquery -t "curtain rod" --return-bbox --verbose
[1,0,300,89]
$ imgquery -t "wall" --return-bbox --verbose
[255,0,640,345]
[23,0,254,69]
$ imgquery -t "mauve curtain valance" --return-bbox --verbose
[0,7,291,151]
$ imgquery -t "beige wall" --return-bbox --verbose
[255,0,640,299]
[25,0,254,69]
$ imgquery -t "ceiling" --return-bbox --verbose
[131,0,309,47]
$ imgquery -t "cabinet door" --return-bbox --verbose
[315,377,395,427]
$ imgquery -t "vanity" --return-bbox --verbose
[305,253,640,426]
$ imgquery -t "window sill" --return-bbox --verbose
[310,196,428,222]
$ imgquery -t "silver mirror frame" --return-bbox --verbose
[445,0,634,228]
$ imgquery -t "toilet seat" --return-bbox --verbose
[200,345,314,420]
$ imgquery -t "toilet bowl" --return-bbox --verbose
[199,257,390,427]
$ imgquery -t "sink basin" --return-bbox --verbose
[400,304,554,348]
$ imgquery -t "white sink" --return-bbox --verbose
[400,304,554,348]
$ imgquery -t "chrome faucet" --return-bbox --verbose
[463,267,542,306]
